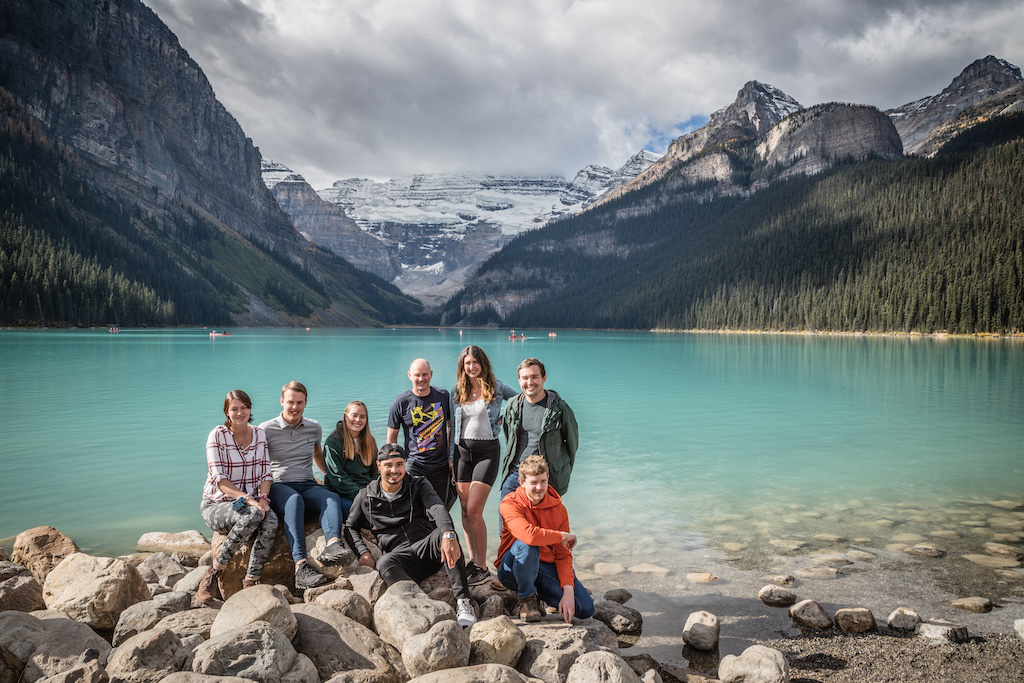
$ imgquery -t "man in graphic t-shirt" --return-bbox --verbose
[499,358,578,503]
[387,358,455,509]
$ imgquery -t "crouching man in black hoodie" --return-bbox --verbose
[345,442,477,627]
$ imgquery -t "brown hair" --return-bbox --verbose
[332,401,378,467]
[455,345,497,404]
[517,357,546,378]
[223,390,253,428]
[518,454,548,479]
[281,380,308,397]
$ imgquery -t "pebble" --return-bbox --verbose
[984,543,1022,559]
[628,563,670,577]
[769,539,806,551]
[952,596,993,613]
[906,544,946,558]
[758,585,797,607]
[963,554,1020,569]
[812,534,845,543]
[846,550,876,561]
[721,542,747,552]
[990,500,1024,510]
[794,566,838,579]
[891,533,927,543]
[685,572,719,583]
[593,562,626,576]
[764,574,795,586]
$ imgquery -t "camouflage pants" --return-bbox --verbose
[201,499,278,579]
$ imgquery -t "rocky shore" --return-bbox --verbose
[2,521,1023,683]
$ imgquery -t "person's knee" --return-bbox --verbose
[262,509,279,534]
[510,539,539,562]
[576,597,595,619]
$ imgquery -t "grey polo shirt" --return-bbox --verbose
[259,414,322,483]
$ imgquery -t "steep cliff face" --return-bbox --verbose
[756,103,904,181]
[262,162,400,280]
[593,81,802,208]
[0,0,293,247]
[887,55,1023,156]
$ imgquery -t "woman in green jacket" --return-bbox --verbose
[323,400,378,517]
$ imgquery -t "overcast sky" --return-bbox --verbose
[147,0,1023,189]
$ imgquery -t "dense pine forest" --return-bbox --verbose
[442,113,1024,334]
[0,91,421,327]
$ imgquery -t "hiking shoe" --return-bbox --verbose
[456,598,478,627]
[490,577,510,591]
[196,566,223,603]
[515,594,543,622]
[466,561,493,586]
[295,561,330,590]
[319,540,355,566]
[241,576,261,589]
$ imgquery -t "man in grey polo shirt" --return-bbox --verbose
[261,380,353,589]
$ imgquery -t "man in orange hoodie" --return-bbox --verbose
[495,454,594,623]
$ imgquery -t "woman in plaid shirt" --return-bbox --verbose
[197,390,278,602]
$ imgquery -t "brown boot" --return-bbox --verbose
[241,576,261,589]
[515,594,543,622]
[196,566,223,603]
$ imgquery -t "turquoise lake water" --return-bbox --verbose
[1,328,1022,564]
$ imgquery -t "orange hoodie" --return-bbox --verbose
[496,484,575,589]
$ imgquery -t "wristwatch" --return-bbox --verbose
[442,531,457,540]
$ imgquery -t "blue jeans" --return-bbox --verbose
[498,471,521,532]
[269,481,344,564]
[496,540,594,618]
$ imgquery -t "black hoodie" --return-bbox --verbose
[345,474,455,555]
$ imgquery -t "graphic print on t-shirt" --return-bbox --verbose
[410,403,444,453]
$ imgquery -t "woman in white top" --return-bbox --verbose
[451,345,518,585]
[198,390,277,602]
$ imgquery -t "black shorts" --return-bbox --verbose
[454,438,500,485]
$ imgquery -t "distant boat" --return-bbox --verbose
[548,332,557,337]
[209,330,231,337]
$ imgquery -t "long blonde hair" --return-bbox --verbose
[455,345,497,404]
[333,401,377,467]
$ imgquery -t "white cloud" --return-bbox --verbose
[146,0,1024,189]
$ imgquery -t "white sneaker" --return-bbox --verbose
[456,598,478,627]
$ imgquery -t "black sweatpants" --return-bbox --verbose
[376,527,471,601]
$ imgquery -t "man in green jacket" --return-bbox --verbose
[499,358,579,503]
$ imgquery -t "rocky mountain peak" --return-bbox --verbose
[947,55,1022,94]
[711,80,804,137]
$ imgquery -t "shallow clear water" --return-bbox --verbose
[1,328,1022,562]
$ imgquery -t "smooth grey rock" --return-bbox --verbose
[173,567,207,594]
[301,578,354,604]
[33,659,109,683]
[11,527,81,584]
[789,600,832,629]
[917,619,969,643]
[0,573,45,612]
[469,615,527,667]
[718,645,789,683]
[402,619,470,678]
[113,599,181,646]
[162,675,251,683]
[290,602,403,683]
[42,554,150,630]
[373,580,453,650]
[906,544,946,558]
[405,663,534,682]
[516,619,619,683]
[793,565,839,579]
[594,601,643,637]
[566,650,643,683]
[23,613,112,682]
[136,532,210,558]
[834,608,876,634]
[682,611,720,651]
[156,608,219,640]
[346,566,389,608]
[310,588,373,629]
[758,585,797,607]
[0,610,49,674]
[603,589,633,605]
[191,620,296,682]
[764,575,794,586]
[136,553,188,588]
[1013,618,1024,640]
[105,627,187,683]
[887,607,922,631]
[210,584,297,640]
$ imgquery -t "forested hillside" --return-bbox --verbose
[0,92,422,327]
[442,113,1024,334]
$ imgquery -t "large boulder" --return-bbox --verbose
[191,620,312,682]
[155,608,219,641]
[917,619,969,643]
[682,611,720,651]
[834,608,875,634]
[162,675,251,683]
[406,663,535,682]
[516,620,619,683]
[172,567,208,595]
[310,588,373,629]
[135,553,188,589]
[105,628,188,683]
[136,532,210,558]
[42,554,150,630]
[347,566,389,607]
[0,610,49,681]
[11,527,80,584]
[33,658,109,683]
[373,580,454,650]
[719,645,789,683]
[112,593,192,646]
[210,585,296,640]
[22,613,112,682]
[290,603,404,682]
[887,607,921,631]
[402,620,470,678]
[469,615,527,667]
[757,585,797,608]
[210,529,297,601]
[0,562,45,612]
[566,651,643,683]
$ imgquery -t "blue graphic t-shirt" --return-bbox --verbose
[388,387,452,468]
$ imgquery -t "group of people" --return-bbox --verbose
[199,347,593,627]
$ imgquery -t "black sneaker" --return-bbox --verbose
[295,561,330,589]
[319,540,355,566]
[466,561,493,586]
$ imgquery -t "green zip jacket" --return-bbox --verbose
[501,389,579,495]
